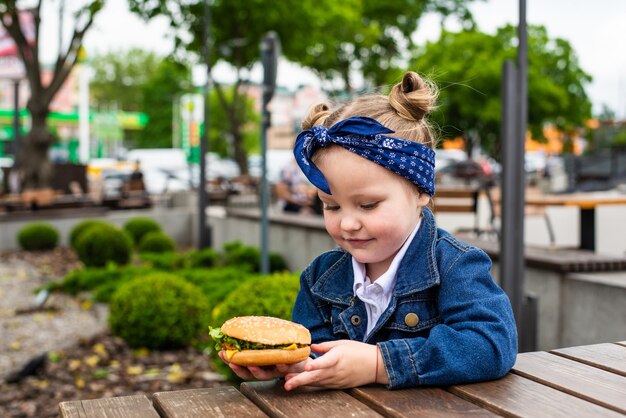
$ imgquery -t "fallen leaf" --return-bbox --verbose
[133,348,150,357]
[81,300,93,310]
[85,355,100,368]
[126,365,144,375]
[74,375,85,389]
[93,343,108,357]
[9,340,21,351]
[68,359,81,371]
[48,351,63,363]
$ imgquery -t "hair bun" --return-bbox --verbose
[301,103,331,130]
[389,71,437,122]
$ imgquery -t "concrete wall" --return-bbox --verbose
[0,207,197,251]
[210,208,626,351]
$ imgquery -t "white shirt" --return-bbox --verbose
[352,218,422,340]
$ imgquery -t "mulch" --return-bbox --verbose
[0,248,231,418]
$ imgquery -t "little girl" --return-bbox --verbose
[220,71,518,390]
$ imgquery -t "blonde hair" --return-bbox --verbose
[301,71,438,148]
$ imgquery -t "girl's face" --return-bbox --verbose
[315,147,430,280]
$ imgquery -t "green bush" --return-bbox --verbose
[138,231,176,254]
[17,223,59,251]
[69,220,110,250]
[123,217,162,246]
[188,248,219,268]
[140,251,190,270]
[221,241,288,272]
[49,265,156,301]
[178,267,254,310]
[109,273,209,349]
[211,272,301,326]
[75,224,133,267]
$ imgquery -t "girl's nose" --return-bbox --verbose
[340,213,361,231]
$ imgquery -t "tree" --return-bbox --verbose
[90,48,160,112]
[129,0,476,174]
[90,49,192,149]
[405,25,593,158]
[0,0,104,189]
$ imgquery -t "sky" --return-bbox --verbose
[39,0,626,118]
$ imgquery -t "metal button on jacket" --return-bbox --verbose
[351,315,362,326]
[404,313,419,327]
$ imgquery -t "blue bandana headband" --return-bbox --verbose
[294,116,436,196]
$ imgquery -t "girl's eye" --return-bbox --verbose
[361,202,379,210]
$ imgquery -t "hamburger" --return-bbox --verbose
[210,316,311,366]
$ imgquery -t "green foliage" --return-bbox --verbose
[139,251,190,270]
[138,231,176,254]
[49,265,156,302]
[109,273,209,349]
[187,248,219,268]
[222,241,288,273]
[17,223,59,251]
[178,267,254,311]
[123,217,162,246]
[75,224,133,267]
[211,272,301,326]
[129,0,471,171]
[69,220,111,250]
[89,50,191,148]
[407,25,593,158]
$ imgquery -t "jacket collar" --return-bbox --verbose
[311,207,440,305]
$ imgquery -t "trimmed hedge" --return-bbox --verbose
[17,223,59,251]
[109,273,209,349]
[123,217,161,246]
[69,220,110,250]
[75,224,133,267]
[138,231,176,254]
[211,272,301,326]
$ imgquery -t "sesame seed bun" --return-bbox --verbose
[221,316,311,346]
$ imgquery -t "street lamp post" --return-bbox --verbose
[198,0,212,249]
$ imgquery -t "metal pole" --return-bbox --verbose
[516,0,528,327]
[500,61,522,321]
[198,0,211,249]
[12,80,20,158]
[260,99,270,274]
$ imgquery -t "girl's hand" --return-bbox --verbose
[283,340,384,391]
[218,350,308,381]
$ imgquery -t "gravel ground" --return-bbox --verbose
[0,248,229,418]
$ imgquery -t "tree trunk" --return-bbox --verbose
[16,107,55,190]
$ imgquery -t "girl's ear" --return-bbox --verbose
[417,193,431,208]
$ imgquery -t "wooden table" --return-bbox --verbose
[524,192,626,251]
[59,341,626,417]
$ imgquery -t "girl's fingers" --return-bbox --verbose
[304,351,338,372]
[310,341,342,354]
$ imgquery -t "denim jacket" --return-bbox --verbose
[292,207,518,389]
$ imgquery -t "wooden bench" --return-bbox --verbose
[433,184,498,237]
[59,341,626,417]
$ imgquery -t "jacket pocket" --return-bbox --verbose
[384,292,440,334]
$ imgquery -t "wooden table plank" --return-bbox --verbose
[349,386,500,417]
[551,343,626,377]
[153,387,268,418]
[241,380,384,418]
[448,373,623,418]
[512,351,626,414]
[59,394,159,418]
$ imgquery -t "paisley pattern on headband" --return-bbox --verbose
[294,116,436,196]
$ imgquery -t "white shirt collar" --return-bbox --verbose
[352,217,422,297]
